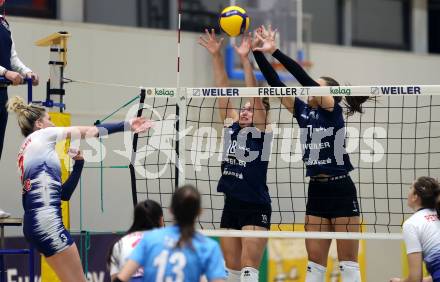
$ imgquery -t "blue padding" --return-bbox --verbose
[0,249,32,255]
[225,45,296,82]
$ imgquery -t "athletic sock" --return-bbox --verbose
[305,261,326,282]
[226,268,241,282]
[240,266,259,282]
[339,261,361,282]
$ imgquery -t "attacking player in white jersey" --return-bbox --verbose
[8,96,153,282]
[390,176,440,282]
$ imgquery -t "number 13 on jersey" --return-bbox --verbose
[153,250,187,282]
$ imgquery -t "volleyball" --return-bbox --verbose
[219,6,250,37]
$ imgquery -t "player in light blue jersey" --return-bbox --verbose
[115,185,227,282]
[390,177,440,282]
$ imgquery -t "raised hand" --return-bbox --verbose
[130,117,154,134]
[233,32,252,59]
[197,28,224,56]
[252,27,264,50]
[252,25,278,54]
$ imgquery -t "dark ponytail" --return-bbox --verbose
[344,96,372,116]
[413,176,440,218]
[127,200,163,233]
[171,185,201,248]
[320,76,373,116]
[106,200,163,269]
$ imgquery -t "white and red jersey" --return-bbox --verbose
[109,231,146,278]
[403,208,440,276]
[17,127,66,184]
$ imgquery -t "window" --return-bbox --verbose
[352,0,410,50]
[303,0,341,45]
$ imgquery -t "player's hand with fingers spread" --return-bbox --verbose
[5,70,23,86]
[129,117,153,134]
[197,28,224,56]
[252,27,264,50]
[252,25,278,54]
[233,32,252,59]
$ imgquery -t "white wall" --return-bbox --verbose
[1,16,440,281]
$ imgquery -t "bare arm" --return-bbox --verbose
[234,32,269,131]
[115,260,140,282]
[198,29,238,123]
[235,32,257,88]
[390,252,423,282]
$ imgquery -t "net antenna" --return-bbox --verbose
[225,0,312,81]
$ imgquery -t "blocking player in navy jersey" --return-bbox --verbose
[198,29,272,282]
[0,0,39,160]
[252,26,371,282]
[114,185,227,282]
[7,96,152,282]
[390,177,440,282]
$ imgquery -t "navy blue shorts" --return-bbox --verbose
[220,196,272,230]
[306,175,360,219]
[23,207,74,257]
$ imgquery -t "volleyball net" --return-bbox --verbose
[129,85,440,239]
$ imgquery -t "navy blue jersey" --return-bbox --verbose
[217,122,273,204]
[294,98,353,176]
[0,16,12,71]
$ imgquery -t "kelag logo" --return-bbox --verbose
[154,88,175,97]
[330,87,351,95]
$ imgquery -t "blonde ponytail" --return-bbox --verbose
[7,96,46,137]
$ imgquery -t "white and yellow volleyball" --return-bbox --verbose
[219,6,250,37]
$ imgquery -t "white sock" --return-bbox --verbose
[226,268,241,282]
[339,261,361,282]
[305,261,326,282]
[240,266,259,282]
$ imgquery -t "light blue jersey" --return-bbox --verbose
[130,225,226,282]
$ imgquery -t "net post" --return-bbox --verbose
[35,32,70,112]
[129,88,146,206]
[175,87,187,189]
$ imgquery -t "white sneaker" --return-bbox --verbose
[0,209,11,218]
